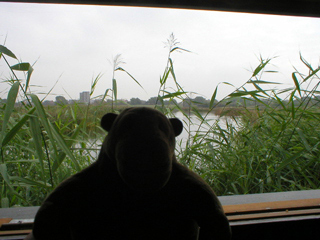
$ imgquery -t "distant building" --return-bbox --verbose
[80,91,90,103]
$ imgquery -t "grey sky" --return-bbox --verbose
[1,2,320,101]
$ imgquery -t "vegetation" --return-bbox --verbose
[0,35,319,207]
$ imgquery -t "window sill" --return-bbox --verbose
[1,190,319,239]
[220,190,320,239]
[220,189,320,224]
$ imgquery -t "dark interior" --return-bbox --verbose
[1,0,320,18]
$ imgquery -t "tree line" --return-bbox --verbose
[2,95,319,109]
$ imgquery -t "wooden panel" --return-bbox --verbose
[1,198,320,236]
[223,198,320,215]
[228,208,320,221]
[0,218,12,228]
[0,229,31,236]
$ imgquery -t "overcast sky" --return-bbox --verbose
[1,2,320,102]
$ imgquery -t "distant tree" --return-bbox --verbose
[129,98,142,105]
[0,99,7,104]
[146,97,158,105]
[183,96,210,108]
[117,101,124,106]
[193,96,207,104]
[55,96,68,105]
[106,99,113,105]
[161,99,178,106]
[193,96,209,108]
[163,100,170,106]
[182,98,192,108]
[43,100,55,106]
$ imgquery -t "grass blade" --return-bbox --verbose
[0,82,20,147]
[252,58,271,77]
[10,62,33,71]
[248,80,279,84]
[292,72,301,97]
[2,107,36,146]
[0,163,29,205]
[160,68,170,86]
[229,90,261,97]
[209,86,218,109]
[0,45,17,59]
[170,46,191,53]
[161,91,186,99]
[29,115,45,178]
[0,164,10,183]
[51,123,81,172]
[30,94,58,158]
[52,120,83,172]
[10,62,34,93]
[30,94,81,172]
[101,88,111,103]
[169,58,176,82]
[10,176,52,189]
[116,67,143,89]
[90,73,102,96]
[112,78,117,102]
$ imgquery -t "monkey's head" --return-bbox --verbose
[101,107,183,192]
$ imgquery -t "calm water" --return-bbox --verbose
[173,112,235,145]
[79,112,236,159]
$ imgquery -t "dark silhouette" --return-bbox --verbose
[25,107,231,240]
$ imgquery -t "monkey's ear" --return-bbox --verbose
[101,113,118,132]
[169,118,183,137]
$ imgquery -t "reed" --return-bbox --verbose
[0,36,319,207]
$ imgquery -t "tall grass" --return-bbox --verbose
[175,54,320,195]
[1,35,320,207]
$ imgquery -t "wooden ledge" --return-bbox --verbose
[224,198,320,214]
[1,190,320,239]
[223,198,320,222]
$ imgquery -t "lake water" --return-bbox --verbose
[173,111,236,145]
[75,112,236,159]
